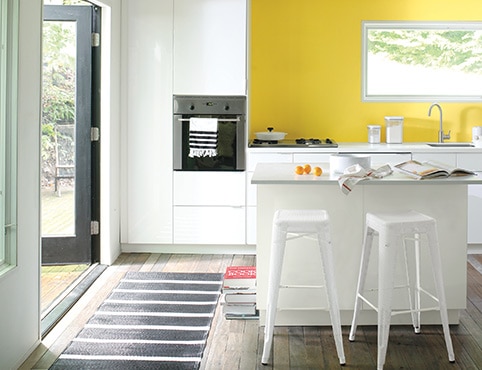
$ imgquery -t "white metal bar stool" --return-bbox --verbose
[261,209,346,366]
[349,210,455,370]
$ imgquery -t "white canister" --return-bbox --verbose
[385,116,404,143]
[472,126,482,142]
[367,125,381,144]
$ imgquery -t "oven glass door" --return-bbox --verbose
[175,114,241,171]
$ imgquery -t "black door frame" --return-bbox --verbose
[42,5,100,264]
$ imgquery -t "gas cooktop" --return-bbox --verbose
[249,138,338,148]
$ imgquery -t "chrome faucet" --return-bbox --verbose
[428,103,451,143]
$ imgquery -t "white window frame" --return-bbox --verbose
[0,0,18,277]
[362,21,482,102]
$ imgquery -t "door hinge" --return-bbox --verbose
[91,220,100,235]
[92,32,100,47]
[91,127,100,142]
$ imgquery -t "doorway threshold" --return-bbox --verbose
[41,263,107,337]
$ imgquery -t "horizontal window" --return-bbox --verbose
[362,21,482,102]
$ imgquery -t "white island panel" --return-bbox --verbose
[253,163,480,326]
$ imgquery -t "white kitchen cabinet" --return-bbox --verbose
[412,152,482,245]
[367,153,411,166]
[173,171,246,244]
[457,153,482,244]
[246,206,257,245]
[293,153,331,163]
[294,152,410,167]
[411,152,457,167]
[173,0,247,95]
[246,152,293,244]
[174,206,245,244]
[121,0,174,244]
[173,171,245,206]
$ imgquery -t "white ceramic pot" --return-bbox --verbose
[255,127,287,141]
[330,153,371,174]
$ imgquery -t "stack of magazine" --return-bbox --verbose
[221,266,258,320]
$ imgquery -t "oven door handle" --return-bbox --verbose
[177,118,240,122]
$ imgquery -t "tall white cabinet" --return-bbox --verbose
[173,0,247,95]
[121,0,174,244]
[121,0,248,247]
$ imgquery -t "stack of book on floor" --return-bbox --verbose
[222,265,258,320]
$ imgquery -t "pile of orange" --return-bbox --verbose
[295,164,323,176]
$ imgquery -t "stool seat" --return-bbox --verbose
[349,210,455,370]
[261,209,346,366]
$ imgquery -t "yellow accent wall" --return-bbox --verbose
[250,0,482,142]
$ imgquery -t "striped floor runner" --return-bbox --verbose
[50,271,223,370]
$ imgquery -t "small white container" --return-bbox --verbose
[367,125,381,144]
[472,126,482,142]
[385,116,404,144]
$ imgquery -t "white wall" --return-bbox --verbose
[90,0,122,265]
[0,0,42,368]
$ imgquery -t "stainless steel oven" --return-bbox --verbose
[173,95,246,171]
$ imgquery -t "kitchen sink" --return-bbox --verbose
[426,142,474,147]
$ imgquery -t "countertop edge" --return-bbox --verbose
[247,142,482,153]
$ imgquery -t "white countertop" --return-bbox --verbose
[247,142,482,154]
[251,163,482,185]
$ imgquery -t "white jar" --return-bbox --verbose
[367,125,381,144]
[385,116,404,144]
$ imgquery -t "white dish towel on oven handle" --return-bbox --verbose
[189,117,218,158]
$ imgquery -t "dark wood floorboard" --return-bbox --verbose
[20,253,482,369]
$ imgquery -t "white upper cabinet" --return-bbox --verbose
[173,0,247,95]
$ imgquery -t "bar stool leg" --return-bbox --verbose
[401,234,421,334]
[349,227,375,341]
[413,233,422,333]
[317,227,346,365]
[261,224,287,365]
[426,227,455,363]
[377,234,399,370]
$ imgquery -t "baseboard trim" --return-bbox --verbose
[121,243,256,255]
[468,244,482,254]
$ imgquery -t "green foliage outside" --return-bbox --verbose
[368,30,482,74]
[41,20,76,187]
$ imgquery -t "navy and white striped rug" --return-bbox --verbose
[49,271,223,370]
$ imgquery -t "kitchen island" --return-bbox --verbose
[252,162,482,326]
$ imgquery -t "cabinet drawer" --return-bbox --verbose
[173,171,245,205]
[457,153,482,171]
[173,206,245,244]
[369,153,411,166]
[293,153,331,163]
[411,153,456,166]
[246,152,293,171]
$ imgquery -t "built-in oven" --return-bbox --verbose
[173,95,246,171]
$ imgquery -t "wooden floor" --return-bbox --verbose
[40,264,90,314]
[21,253,482,370]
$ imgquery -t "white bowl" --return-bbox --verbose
[330,153,371,174]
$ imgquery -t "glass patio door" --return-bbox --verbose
[41,5,93,264]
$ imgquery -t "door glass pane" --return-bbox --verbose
[0,0,18,276]
[41,20,76,236]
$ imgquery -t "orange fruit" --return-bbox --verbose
[295,165,304,175]
[303,164,311,174]
[313,166,322,176]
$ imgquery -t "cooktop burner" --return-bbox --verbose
[249,137,337,148]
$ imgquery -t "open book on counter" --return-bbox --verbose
[393,160,476,180]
